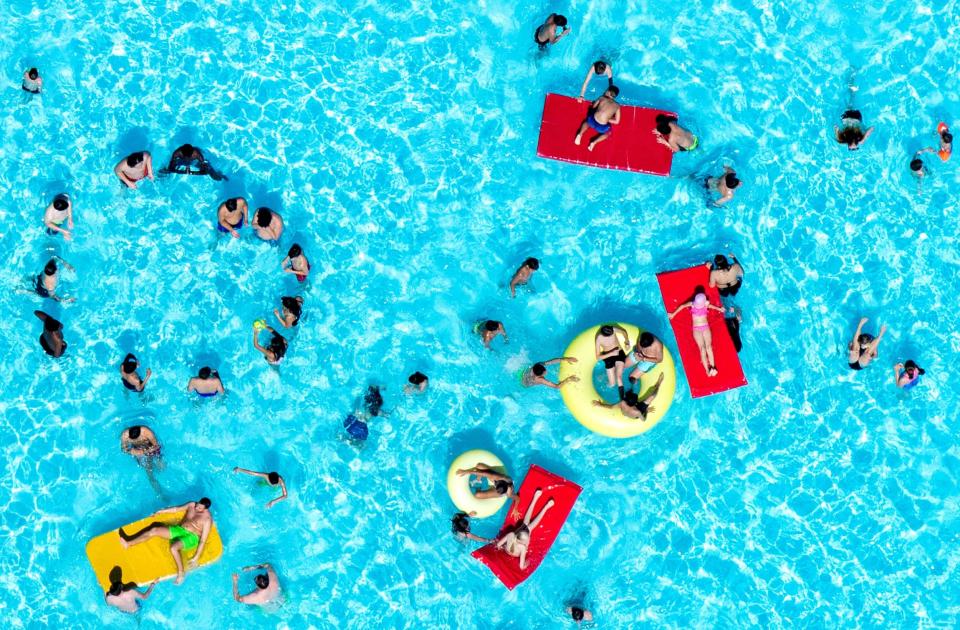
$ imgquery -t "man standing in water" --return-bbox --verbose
[574,86,621,152]
[120,498,213,585]
[233,563,281,605]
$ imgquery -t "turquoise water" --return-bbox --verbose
[3,0,960,627]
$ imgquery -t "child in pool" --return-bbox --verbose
[669,291,725,376]
[281,244,310,282]
[894,360,925,389]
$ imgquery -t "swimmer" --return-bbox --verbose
[253,207,284,242]
[595,324,629,396]
[567,606,594,624]
[34,310,67,358]
[119,499,213,585]
[105,575,158,614]
[43,194,74,240]
[521,357,579,388]
[404,371,429,394]
[452,512,492,544]
[624,332,664,384]
[364,385,384,416]
[114,151,154,189]
[919,124,953,162]
[577,61,613,103]
[534,14,570,49]
[233,564,281,605]
[119,353,152,392]
[217,197,249,238]
[847,318,886,370]
[162,143,225,179]
[22,67,42,93]
[708,254,744,297]
[121,425,161,461]
[477,319,508,349]
[669,290,725,377]
[494,488,554,570]
[894,360,925,389]
[834,110,874,150]
[456,463,518,500]
[593,373,664,421]
[574,86,621,152]
[34,257,74,303]
[654,114,698,152]
[253,324,288,365]
[509,257,540,298]
[706,166,741,205]
[273,296,303,328]
[281,244,310,282]
[233,467,288,509]
[187,367,225,397]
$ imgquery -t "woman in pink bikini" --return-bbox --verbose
[669,290,725,376]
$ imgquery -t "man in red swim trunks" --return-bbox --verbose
[574,86,621,152]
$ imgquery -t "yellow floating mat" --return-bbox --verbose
[85,511,224,591]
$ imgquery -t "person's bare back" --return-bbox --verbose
[592,95,620,124]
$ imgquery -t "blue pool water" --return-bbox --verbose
[3,0,960,627]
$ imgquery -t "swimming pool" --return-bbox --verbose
[4,0,960,626]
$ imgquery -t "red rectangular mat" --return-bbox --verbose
[657,265,747,398]
[536,93,675,175]
[472,465,581,590]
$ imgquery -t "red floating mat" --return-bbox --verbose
[657,265,747,398]
[472,465,581,590]
[536,93,675,175]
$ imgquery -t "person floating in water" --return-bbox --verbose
[654,114,698,152]
[273,296,303,328]
[187,367,224,397]
[119,498,213,585]
[281,244,310,282]
[894,360,925,389]
[494,488,554,570]
[669,290,724,377]
[44,194,73,240]
[567,605,594,625]
[708,254,744,296]
[34,310,67,358]
[706,166,741,205]
[624,332,664,384]
[22,67,42,93]
[910,155,925,193]
[574,86,620,152]
[34,257,74,303]
[233,564,281,605]
[253,323,288,365]
[577,61,613,103]
[114,151,154,189]
[121,425,163,493]
[593,373,664,421]
[104,569,157,614]
[217,197,249,238]
[161,143,226,180]
[847,318,885,370]
[534,14,570,49]
[451,512,492,544]
[404,371,428,394]
[595,324,629,398]
[233,467,288,509]
[343,386,384,442]
[834,75,873,151]
[918,123,952,162]
[120,353,152,392]
[253,207,284,242]
[477,319,508,349]
[509,257,540,298]
[521,357,579,388]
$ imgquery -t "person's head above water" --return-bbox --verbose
[177,143,195,155]
[656,114,678,135]
[43,260,57,276]
[451,512,471,534]
[44,317,63,332]
[269,333,287,359]
[494,479,512,495]
[942,131,953,144]
[288,244,302,258]
[713,254,730,270]
[571,607,586,621]
[225,198,237,211]
[27,68,39,80]
[267,472,280,485]
[910,158,924,172]
[122,353,138,374]
[408,371,427,385]
[724,173,740,188]
[256,207,272,227]
[53,196,69,211]
[128,426,142,440]
[903,360,925,376]
[600,325,614,336]
[553,14,568,27]
[524,257,540,270]
[126,152,144,167]
[484,320,501,332]
[198,366,217,379]
[856,333,874,346]
[693,292,708,308]
[532,362,546,376]
[593,60,607,74]
[197,497,211,510]
[639,332,655,348]
[606,85,620,98]
[254,574,270,590]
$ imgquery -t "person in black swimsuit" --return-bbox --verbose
[534,13,569,49]
[120,353,152,392]
[709,254,744,297]
[834,73,874,150]
[162,143,227,180]
[847,317,885,370]
[595,324,629,398]
[34,310,67,358]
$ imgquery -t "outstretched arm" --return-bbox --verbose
[851,318,867,346]
[156,502,192,514]
[577,68,595,102]
[252,329,270,358]
[861,127,875,143]
[233,467,269,480]
[669,302,691,319]
[232,574,241,602]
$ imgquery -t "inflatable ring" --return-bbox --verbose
[558,323,676,438]
[446,449,508,518]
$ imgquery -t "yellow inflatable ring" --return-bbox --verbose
[446,449,508,518]
[558,323,676,438]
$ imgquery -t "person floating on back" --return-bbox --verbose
[44,194,74,240]
[114,151,154,189]
[233,467,288,509]
[233,564,281,605]
[706,166,741,205]
[34,257,74,303]
[534,14,570,49]
[22,67,42,94]
[509,257,540,298]
[593,373,664,421]
[574,86,620,152]
[578,61,613,103]
[119,498,213,585]
[120,353,152,392]
[34,310,67,358]
[654,114,698,152]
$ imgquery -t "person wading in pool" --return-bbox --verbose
[273,296,303,328]
[706,166,741,206]
[121,425,163,493]
[521,357,579,388]
[33,257,74,303]
[114,151,154,189]
[654,114,698,152]
[253,207,284,242]
[233,563,281,605]
[623,332,664,384]
[119,353,152,392]
[574,86,621,152]
[894,360,925,389]
[404,371,429,394]
[595,324,629,398]
[119,498,214,585]
[34,310,67,358]
[451,512,492,544]
[43,194,74,240]
[217,197,249,238]
[104,569,158,614]
[253,324,288,365]
[494,488,554,570]
[187,367,224,397]
[161,143,226,180]
[233,466,288,509]
[534,13,570,49]
[847,317,886,370]
[509,257,540,298]
[22,67,42,93]
[593,373,664,421]
[477,320,508,349]
[708,254,744,297]
[577,60,613,103]
[919,125,953,162]
[281,244,310,282]
[456,463,518,501]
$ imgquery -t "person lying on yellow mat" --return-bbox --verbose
[119,498,213,585]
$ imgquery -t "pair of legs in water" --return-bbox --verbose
[495,489,554,570]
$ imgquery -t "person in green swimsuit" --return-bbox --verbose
[119,498,213,585]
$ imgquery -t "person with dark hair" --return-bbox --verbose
[216,197,249,238]
[119,353,152,392]
[910,154,926,192]
[593,373,664,421]
[833,73,873,151]
[708,254,744,297]
[919,124,953,162]
[161,143,225,180]
[114,151,154,189]
[476,319,508,349]
[187,367,225,397]
[233,563,280,605]
[105,572,158,614]
[894,360,925,389]
[273,295,304,328]
[707,166,742,205]
[847,318,886,370]
[34,310,67,358]
[654,114,698,152]
[574,86,621,152]
[233,467,288,509]
[451,512,492,544]
[534,13,570,48]
[43,194,74,240]
[456,463,518,500]
[120,426,162,489]
[281,243,310,282]
[567,605,594,624]
[578,60,613,103]
[521,357,579,388]
[119,499,214,585]
[253,323,288,365]
[33,257,74,302]
[509,257,540,298]
[22,67,42,93]
[624,332,664,383]
[253,207,283,241]
[364,385,384,416]
[404,371,429,394]
[595,324,629,397]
